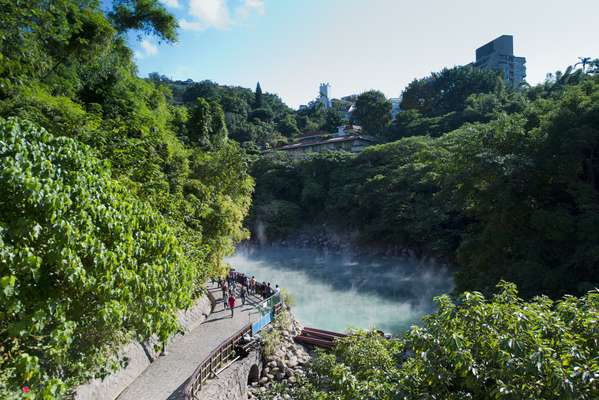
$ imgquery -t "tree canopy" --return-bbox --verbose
[352,90,392,136]
[266,283,599,400]
[252,72,599,299]
[0,1,254,396]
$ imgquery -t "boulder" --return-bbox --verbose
[287,356,298,368]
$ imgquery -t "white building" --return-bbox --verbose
[319,83,332,109]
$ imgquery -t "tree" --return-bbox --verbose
[575,57,592,72]
[353,90,391,136]
[0,118,195,397]
[188,98,213,146]
[400,65,500,116]
[109,0,178,42]
[255,82,263,109]
[209,100,228,148]
[323,108,343,133]
[271,282,599,400]
[187,98,228,149]
[276,114,300,137]
[250,107,274,123]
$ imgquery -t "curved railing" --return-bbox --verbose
[183,283,283,399]
[184,322,253,399]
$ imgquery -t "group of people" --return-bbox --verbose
[215,269,281,318]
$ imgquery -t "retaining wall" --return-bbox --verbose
[73,293,214,400]
[195,349,262,400]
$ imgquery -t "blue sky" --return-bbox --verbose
[131,0,599,108]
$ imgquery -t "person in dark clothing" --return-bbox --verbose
[240,286,247,306]
[222,281,228,309]
[266,282,272,298]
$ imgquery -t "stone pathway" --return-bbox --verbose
[117,283,263,400]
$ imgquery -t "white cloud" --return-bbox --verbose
[237,0,265,17]
[188,0,231,29]
[138,39,159,58]
[180,18,205,31]
[180,0,265,31]
[161,0,181,8]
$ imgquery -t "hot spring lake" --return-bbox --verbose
[226,247,454,335]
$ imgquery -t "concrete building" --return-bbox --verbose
[319,83,332,109]
[474,35,526,89]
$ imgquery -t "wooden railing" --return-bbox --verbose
[184,322,253,399]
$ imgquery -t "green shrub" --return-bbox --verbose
[0,118,196,397]
[289,282,599,400]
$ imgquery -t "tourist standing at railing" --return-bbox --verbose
[240,285,247,306]
[275,285,280,296]
[228,293,236,317]
[250,276,256,294]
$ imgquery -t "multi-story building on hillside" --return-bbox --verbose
[474,35,526,89]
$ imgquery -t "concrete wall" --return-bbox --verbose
[73,294,214,400]
[195,349,262,400]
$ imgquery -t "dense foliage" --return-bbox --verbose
[0,119,198,398]
[160,77,296,149]
[0,1,253,397]
[352,90,392,136]
[390,65,517,140]
[265,283,599,400]
[251,73,599,299]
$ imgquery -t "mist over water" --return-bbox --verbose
[226,246,454,335]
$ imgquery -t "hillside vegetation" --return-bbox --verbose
[0,1,252,397]
[266,283,599,400]
[251,69,599,299]
[1,2,598,399]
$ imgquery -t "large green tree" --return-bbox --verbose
[352,90,391,136]
[0,119,195,398]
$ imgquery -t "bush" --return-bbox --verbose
[289,282,599,400]
[0,118,196,397]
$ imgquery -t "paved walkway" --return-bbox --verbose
[117,283,263,400]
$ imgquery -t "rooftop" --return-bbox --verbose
[277,135,373,151]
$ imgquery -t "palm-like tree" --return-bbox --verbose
[575,57,592,72]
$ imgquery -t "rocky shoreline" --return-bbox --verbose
[248,314,310,399]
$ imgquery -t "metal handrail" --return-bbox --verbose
[184,322,252,399]
[183,283,284,399]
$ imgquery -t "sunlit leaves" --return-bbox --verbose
[287,284,599,400]
[0,118,195,397]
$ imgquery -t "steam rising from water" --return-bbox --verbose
[226,247,454,335]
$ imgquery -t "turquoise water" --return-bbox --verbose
[226,247,454,335]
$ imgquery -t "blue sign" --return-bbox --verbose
[251,311,273,335]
